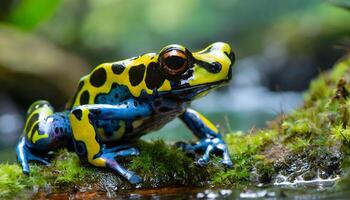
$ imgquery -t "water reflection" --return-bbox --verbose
[112,181,350,200]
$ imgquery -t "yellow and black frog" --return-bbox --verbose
[16,42,235,184]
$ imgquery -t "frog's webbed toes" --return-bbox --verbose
[194,138,234,168]
[214,142,233,168]
[21,162,30,175]
[197,158,209,166]
[220,158,233,168]
[196,144,214,166]
[28,153,51,166]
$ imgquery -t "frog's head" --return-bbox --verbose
[155,42,235,100]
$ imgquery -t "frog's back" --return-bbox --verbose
[66,53,160,109]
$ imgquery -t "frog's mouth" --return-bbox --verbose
[159,79,229,101]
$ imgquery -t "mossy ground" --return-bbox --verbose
[0,150,96,199]
[1,55,350,199]
[215,55,350,185]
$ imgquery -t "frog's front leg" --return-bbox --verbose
[179,108,233,167]
[69,100,152,184]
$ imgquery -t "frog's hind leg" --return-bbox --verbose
[99,147,142,184]
[16,100,71,174]
[69,102,151,184]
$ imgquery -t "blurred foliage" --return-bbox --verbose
[6,0,60,30]
[37,0,323,60]
[36,0,349,63]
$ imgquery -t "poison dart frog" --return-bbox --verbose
[16,42,235,184]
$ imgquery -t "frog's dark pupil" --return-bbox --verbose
[165,56,185,69]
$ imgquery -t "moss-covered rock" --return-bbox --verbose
[1,55,350,199]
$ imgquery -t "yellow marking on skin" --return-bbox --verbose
[72,53,173,107]
[189,52,231,87]
[132,119,143,129]
[24,109,40,140]
[32,130,48,144]
[24,108,41,136]
[158,80,171,92]
[195,90,210,99]
[188,42,232,88]
[196,111,219,133]
[98,121,126,141]
[113,121,125,140]
[97,128,107,140]
[25,104,53,143]
[114,54,156,97]
[70,42,232,108]
[70,109,105,167]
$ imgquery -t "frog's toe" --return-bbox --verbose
[21,163,30,175]
[16,137,31,175]
[16,152,30,175]
[129,173,143,185]
[214,142,233,168]
[24,147,51,166]
[197,158,209,166]
[30,155,51,166]
[220,159,233,168]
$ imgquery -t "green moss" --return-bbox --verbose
[286,137,312,152]
[212,130,277,185]
[214,55,350,185]
[51,150,95,185]
[130,140,193,176]
[0,164,46,199]
[331,124,350,145]
[225,130,277,156]
[0,150,96,199]
[129,140,223,187]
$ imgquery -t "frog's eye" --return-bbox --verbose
[159,49,189,76]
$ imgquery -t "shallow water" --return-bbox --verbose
[33,174,350,199]
[36,181,350,200]
[119,183,349,199]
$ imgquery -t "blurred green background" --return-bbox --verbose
[0,0,349,162]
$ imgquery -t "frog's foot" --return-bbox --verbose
[16,137,51,175]
[178,138,233,168]
[96,146,142,185]
[196,138,233,167]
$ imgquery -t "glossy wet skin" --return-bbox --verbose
[17,42,235,185]
[68,42,234,108]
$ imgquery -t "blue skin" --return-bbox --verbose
[180,109,232,166]
[16,43,235,185]
[17,99,232,185]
